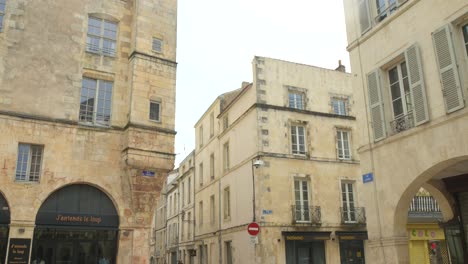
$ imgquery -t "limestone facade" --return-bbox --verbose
[343,0,468,263]
[0,0,177,263]
[189,57,364,264]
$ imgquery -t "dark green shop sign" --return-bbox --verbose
[7,238,31,264]
[36,213,119,228]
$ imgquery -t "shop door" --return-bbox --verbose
[286,240,325,264]
[171,252,177,264]
[0,226,8,264]
[340,240,365,264]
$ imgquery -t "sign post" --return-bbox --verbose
[247,222,260,245]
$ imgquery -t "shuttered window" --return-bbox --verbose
[367,70,386,141]
[405,44,429,126]
[358,0,371,34]
[432,25,464,113]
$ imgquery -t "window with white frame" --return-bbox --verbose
[463,24,468,56]
[15,143,43,182]
[223,142,230,171]
[291,125,306,155]
[223,187,231,219]
[152,37,163,53]
[79,78,113,126]
[149,101,161,122]
[288,92,304,110]
[341,181,356,223]
[210,195,215,224]
[332,98,348,116]
[199,163,204,186]
[0,0,6,32]
[86,17,117,56]
[337,130,351,160]
[294,179,310,222]
[388,61,412,122]
[376,0,397,21]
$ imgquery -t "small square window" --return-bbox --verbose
[152,38,163,53]
[15,143,44,182]
[150,101,161,122]
[332,98,348,116]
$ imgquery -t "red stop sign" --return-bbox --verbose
[247,222,260,236]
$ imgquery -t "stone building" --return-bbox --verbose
[342,0,468,263]
[0,0,177,262]
[192,56,365,264]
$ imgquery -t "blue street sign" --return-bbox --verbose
[362,172,374,183]
[142,170,155,177]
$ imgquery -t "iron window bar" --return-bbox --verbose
[340,207,366,225]
[390,112,414,134]
[292,205,321,224]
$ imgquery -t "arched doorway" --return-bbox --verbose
[32,184,119,264]
[0,193,10,264]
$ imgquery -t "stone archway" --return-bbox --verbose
[0,192,10,264]
[31,184,119,264]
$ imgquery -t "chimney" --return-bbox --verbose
[335,60,346,73]
[241,81,250,89]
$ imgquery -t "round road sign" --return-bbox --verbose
[247,222,260,236]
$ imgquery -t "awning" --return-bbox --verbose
[335,231,368,240]
[282,231,331,241]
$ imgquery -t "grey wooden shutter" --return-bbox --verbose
[432,25,465,113]
[358,0,371,34]
[405,44,429,126]
[367,70,386,141]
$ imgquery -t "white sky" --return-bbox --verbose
[174,0,350,165]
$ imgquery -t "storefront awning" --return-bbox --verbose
[335,231,368,240]
[282,231,331,241]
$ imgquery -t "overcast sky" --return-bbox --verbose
[174,0,350,165]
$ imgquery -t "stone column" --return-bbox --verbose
[366,236,409,264]
[5,221,35,264]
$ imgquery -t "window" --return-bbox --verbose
[225,241,233,264]
[199,125,204,147]
[181,182,185,206]
[337,130,351,160]
[152,37,163,53]
[223,142,230,171]
[388,61,412,123]
[332,98,347,116]
[79,78,113,126]
[15,143,43,182]
[376,0,397,21]
[199,201,203,226]
[223,187,231,219]
[0,0,5,32]
[291,125,306,155]
[210,195,215,224]
[149,101,161,122]
[188,177,192,203]
[86,17,117,56]
[187,212,192,238]
[199,163,204,186]
[210,153,215,180]
[223,115,229,130]
[288,92,304,110]
[294,179,310,222]
[210,112,214,137]
[341,182,356,223]
[463,24,468,56]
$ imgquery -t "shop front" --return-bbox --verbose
[30,184,119,264]
[407,224,448,264]
[283,231,329,264]
[0,194,9,264]
[336,231,367,264]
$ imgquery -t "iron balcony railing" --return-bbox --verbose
[292,205,321,224]
[86,43,116,57]
[408,196,443,220]
[390,113,414,134]
[340,207,366,225]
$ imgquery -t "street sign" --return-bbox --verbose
[362,172,374,183]
[249,235,258,245]
[247,222,260,236]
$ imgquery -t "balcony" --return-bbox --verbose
[292,205,321,225]
[408,196,443,222]
[340,207,366,225]
[390,113,414,134]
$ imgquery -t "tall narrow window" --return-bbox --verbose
[332,98,347,116]
[463,24,468,56]
[223,142,230,171]
[210,153,215,180]
[0,0,5,32]
[341,182,356,223]
[210,112,214,138]
[210,195,215,224]
[15,144,43,182]
[199,201,203,226]
[181,182,185,206]
[388,61,413,131]
[187,212,192,238]
[294,179,310,222]
[291,125,306,155]
[86,17,117,56]
[149,101,161,122]
[288,92,304,110]
[79,78,113,126]
[199,163,204,186]
[224,187,231,219]
[337,130,351,160]
[188,177,192,203]
[225,241,233,264]
[223,115,229,130]
[199,125,204,147]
